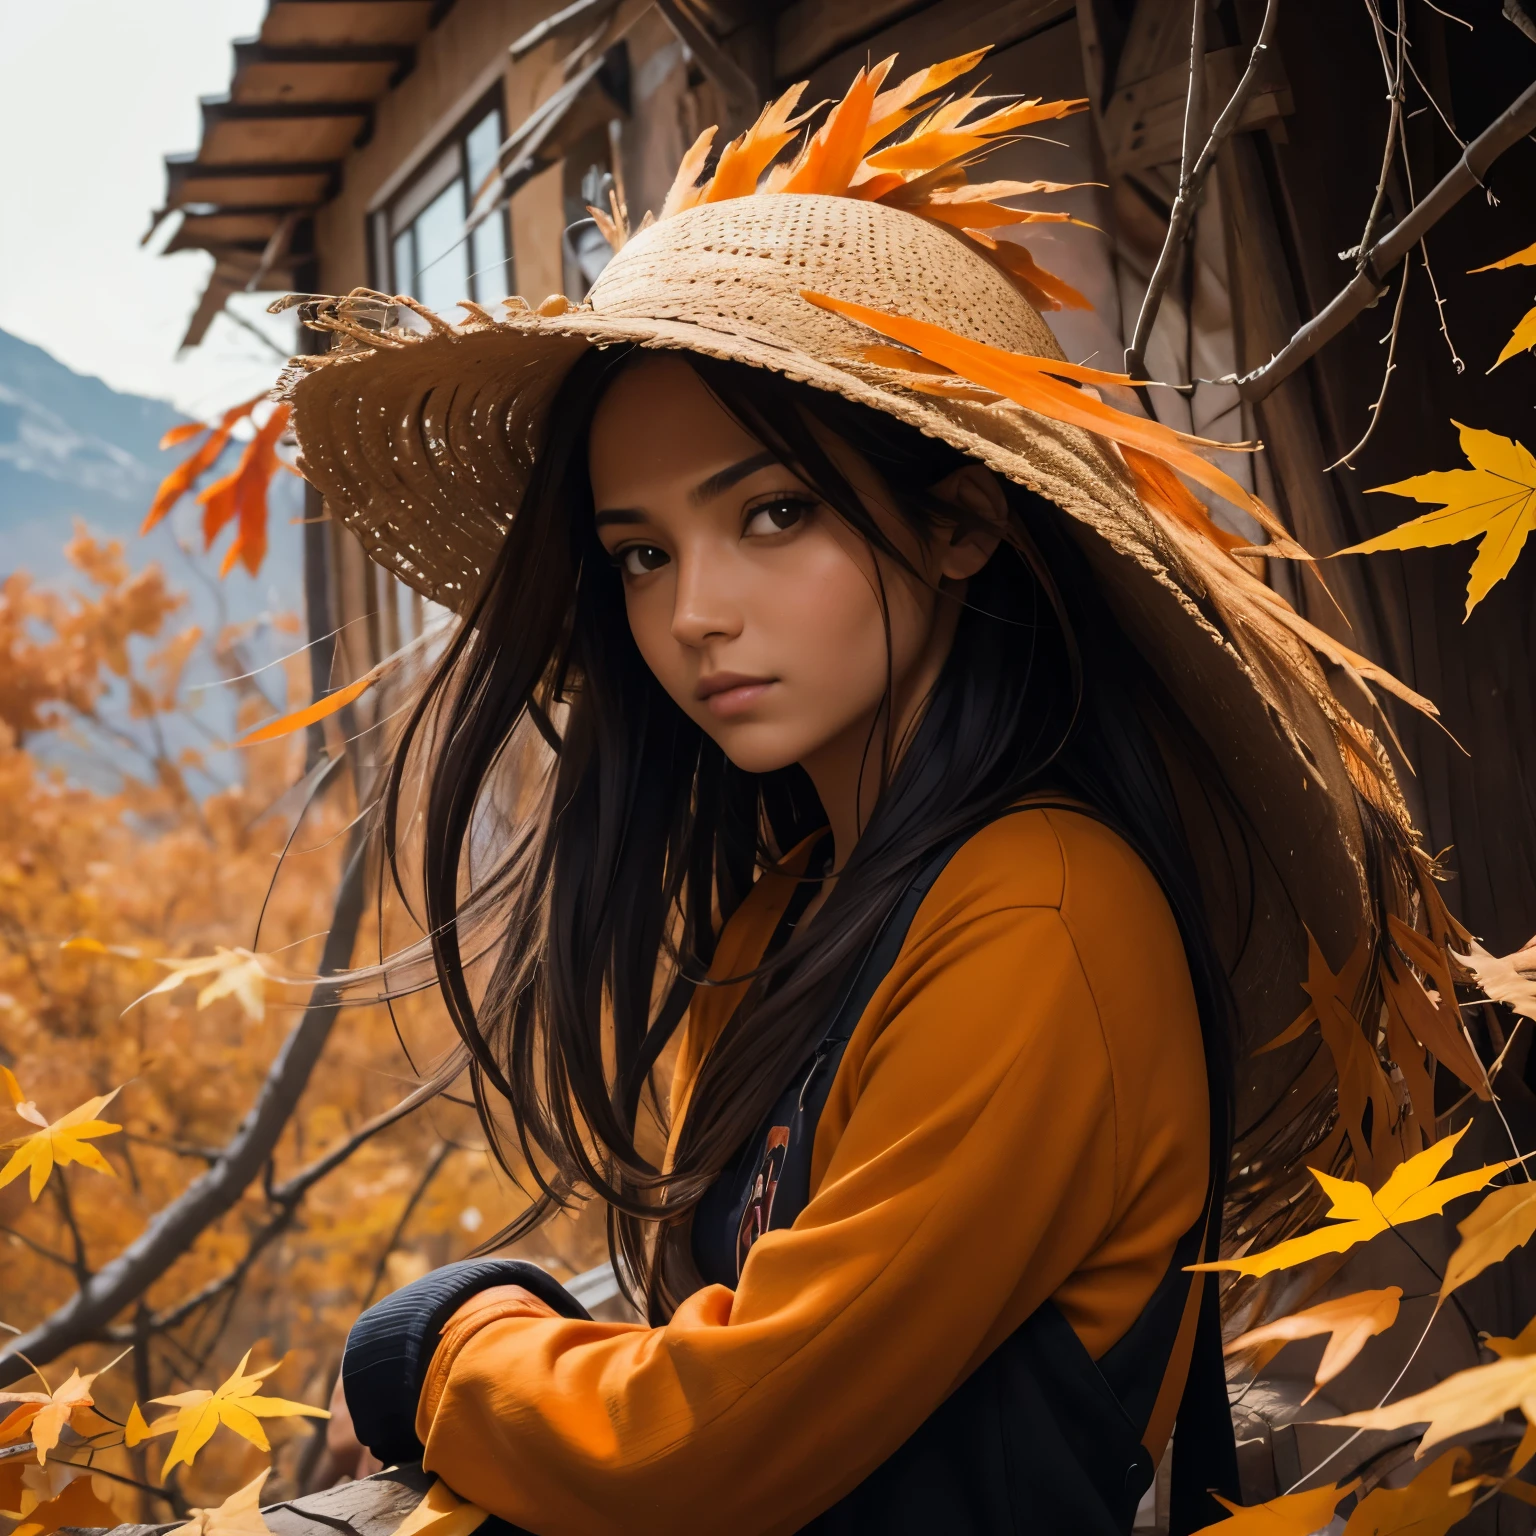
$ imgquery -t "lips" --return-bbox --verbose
[697,672,776,718]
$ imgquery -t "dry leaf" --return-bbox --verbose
[133,947,270,1023]
[0,1365,111,1463]
[1190,1124,1514,1278]
[1455,935,1536,1023]
[141,394,265,537]
[1195,1479,1357,1534]
[1225,1287,1402,1400]
[1440,1182,1536,1305]
[1340,1449,1472,1536]
[168,1468,273,1536]
[0,1073,122,1201]
[1324,1352,1536,1456]
[135,1348,329,1474]
[8,1474,119,1536]
[1470,241,1536,272]
[196,403,294,579]
[386,1478,488,1536]
[1383,917,1490,1099]
[1345,423,1536,618]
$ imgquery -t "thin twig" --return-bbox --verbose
[0,1225,75,1274]
[1236,77,1536,400]
[50,1175,92,1286]
[1126,0,1282,377]
[1327,259,1410,469]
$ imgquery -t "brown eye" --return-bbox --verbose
[618,544,669,576]
[744,496,813,537]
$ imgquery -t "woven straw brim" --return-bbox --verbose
[287,195,1378,1044]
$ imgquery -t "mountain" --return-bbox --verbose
[0,326,303,620]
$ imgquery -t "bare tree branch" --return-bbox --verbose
[0,825,371,1388]
[1236,77,1536,401]
[1508,0,1536,44]
[1126,0,1282,378]
[101,1078,445,1342]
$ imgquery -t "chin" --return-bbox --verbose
[709,723,816,777]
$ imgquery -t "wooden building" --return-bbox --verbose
[156,0,1536,1517]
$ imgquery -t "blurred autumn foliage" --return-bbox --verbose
[0,531,601,1528]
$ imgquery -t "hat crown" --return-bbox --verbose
[587,193,1063,366]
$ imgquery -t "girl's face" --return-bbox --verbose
[587,355,1001,795]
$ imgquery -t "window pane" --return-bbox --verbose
[471,212,510,305]
[464,110,502,203]
[391,228,414,293]
[413,177,469,317]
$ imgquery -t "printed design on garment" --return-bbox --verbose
[736,1125,791,1277]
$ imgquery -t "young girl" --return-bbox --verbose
[286,49,1440,1536]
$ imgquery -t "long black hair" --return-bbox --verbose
[384,345,1244,1320]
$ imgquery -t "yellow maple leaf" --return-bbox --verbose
[1470,241,1536,272]
[1341,423,1536,618]
[1492,305,1536,370]
[1439,1182,1536,1305]
[1194,1479,1357,1534]
[167,1468,273,1536]
[1339,1449,1472,1536]
[386,1479,488,1536]
[1324,1352,1536,1457]
[1190,1125,1514,1279]
[1225,1287,1402,1401]
[133,947,270,1022]
[135,1349,329,1474]
[0,1069,121,1201]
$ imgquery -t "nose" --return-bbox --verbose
[670,543,743,648]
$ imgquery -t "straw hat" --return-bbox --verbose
[280,48,1469,1251]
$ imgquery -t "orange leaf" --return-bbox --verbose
[1339,1449,1472,1536]
[1195,1480,1357,1534]
[141,393,265,536]
[1225,1287,1402,1400]
[159,421,208,450]
[11,1477,120,1536]
[800,289,1293,546]
[781,62,889,196]
[234,672,374,747]
[197,403,290,578]
[1492,303,1536,370]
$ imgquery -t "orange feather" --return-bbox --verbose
[864,48,991,150]
[866,95,1085,175]
[1122,445,1247,553]
[660,126,718,219]
[801,289,1299,546]
[781,61,890,196]
[705,83,811,202]
[959,231,1091,312]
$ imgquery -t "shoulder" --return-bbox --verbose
[915,805,1177,937]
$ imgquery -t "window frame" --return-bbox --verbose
[372,82,512,310]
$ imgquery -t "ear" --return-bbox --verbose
[928,463,1007,582]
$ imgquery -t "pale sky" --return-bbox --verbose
[0,0,301,418]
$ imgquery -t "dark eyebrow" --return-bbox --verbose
[593,508,646,530]
[690,450,779,505]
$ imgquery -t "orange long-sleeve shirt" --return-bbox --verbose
[414,808,1208,1535]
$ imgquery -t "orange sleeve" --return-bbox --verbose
[414,810,1207,1536]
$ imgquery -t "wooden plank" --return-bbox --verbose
[785,0,1075,95]
[202,115,368,166]
[1100,42,1292,176]
[233,59,400,105]
[261,2,434,50]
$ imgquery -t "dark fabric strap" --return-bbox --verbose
[342,1258,593,1466]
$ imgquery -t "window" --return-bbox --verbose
[385,98,512,316]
